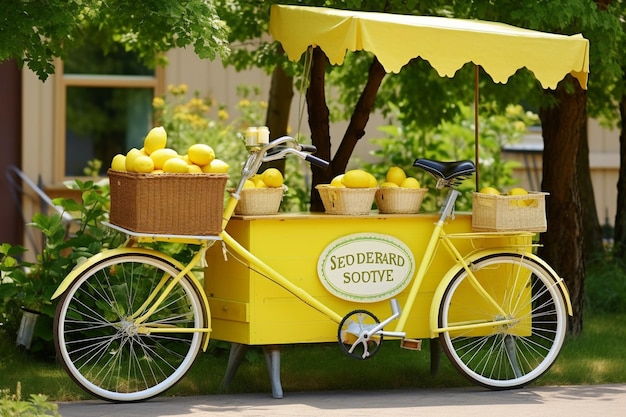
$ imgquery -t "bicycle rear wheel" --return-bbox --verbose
[438,253,567,389]
[54,252,205,402]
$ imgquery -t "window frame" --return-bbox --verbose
[53,58,165,181]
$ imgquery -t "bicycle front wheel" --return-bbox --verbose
[438,253,567,389]
[54,252,205,402]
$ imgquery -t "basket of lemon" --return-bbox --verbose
[234,169,287,215]
[472,187,548,232]
[375,167,428,214]
[108,127,229,236]
[316,169,378,215]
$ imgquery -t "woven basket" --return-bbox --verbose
[108,169,228,235]
[472,191,548,232]
[316,185,377,215]
[234,186,286,215]
[375,187,428,214]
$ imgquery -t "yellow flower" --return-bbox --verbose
[152,97,165,109]
[238,99,250,107]
[513,121,527,132]
[218,109,229,120]
[178,84,188,95]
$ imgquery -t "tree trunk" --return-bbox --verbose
[306,47,332,212]
[538,76,586,336]
[613,87,626,257]
[263,46,294,173]
[332,57,386,174]
[578,113,604,260]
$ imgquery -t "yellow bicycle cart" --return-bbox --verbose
[51,5,587,403]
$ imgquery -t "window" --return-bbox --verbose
[55,41,164,178]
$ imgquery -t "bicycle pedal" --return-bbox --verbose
[400,339,422,351]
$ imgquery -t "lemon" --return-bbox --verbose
[188,144,215,166]
[386,166,407,186]
[508,187,528,196]
[509,187,530,207]
[342,169,373,188]
[201,159,229,174]
[150,148,178,170]
[255,179,268,188]
[243,179,256,189]
[261,168,284,188]
[125,148,143,172]
[330,175,345,188]
[133,155,155,173]
[111,154,126,171]
[400,177,421,189]
[367,172,378,188]
[187,164,203,174]
[479,186,500,195]
[163,157,189,173]
[251,174,263,186]
[144,126,167,155]
[381,181,399,188]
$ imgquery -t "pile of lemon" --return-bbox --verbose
[326,167,421,189]
[242,168,284,189]
[479,186,533,206]
[110,126,229,174]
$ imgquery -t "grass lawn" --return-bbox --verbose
[1,313,624,402]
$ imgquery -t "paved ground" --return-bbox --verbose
[57,384,626,417]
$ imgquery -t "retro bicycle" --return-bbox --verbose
[51,135,571,402]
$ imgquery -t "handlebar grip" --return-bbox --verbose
[300,144,318,153]
[305,154,330,169]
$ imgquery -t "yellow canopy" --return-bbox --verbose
[269,5,589,89]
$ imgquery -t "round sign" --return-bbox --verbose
[317,233,415,303]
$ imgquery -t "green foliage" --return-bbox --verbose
[0,180,125,355]
[1,0,230,81]
[0,382,60,417]
[153,83,310,210]
[362,102,536,211]
[584,249,626,315]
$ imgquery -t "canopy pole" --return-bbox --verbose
[474,65,480,190]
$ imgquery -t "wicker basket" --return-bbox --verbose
[108,169,228,235]
[234,186,286,215]
[375,187,428,214]
[472,191,548,232]
[316,185,377,215]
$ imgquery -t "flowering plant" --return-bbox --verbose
[153,84,309,210]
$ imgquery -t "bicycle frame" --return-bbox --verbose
[53,137,572,347]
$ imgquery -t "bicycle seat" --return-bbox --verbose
[413,158,476,181]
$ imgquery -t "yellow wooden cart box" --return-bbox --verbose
[204,212,521,346]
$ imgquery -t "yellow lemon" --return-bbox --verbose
[367,173,378,188]
[330,174,345,187]
[400,177,421,189]
[261,168,284,188]
[125,148,142,172]
[150,148,178,170]
[163,157,189,173]
[201,159,229,174]
[509,187,529,207]
[386,166,407,186]
[243,179,256,189]
[133,155,155,173]
[381,181,399,188]
[144,126,167,155]
[342,169,373,188]
[111,154,126,171]
[508,187,528,196]
[479,186,500,195]
[188,144,216,166]
[255,179,268,188]
[187,164,203,174]
[251,174,263,186]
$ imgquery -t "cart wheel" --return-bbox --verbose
[337,310,383,360]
